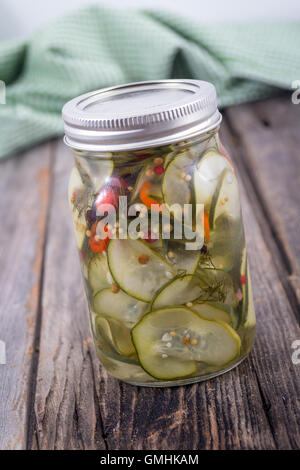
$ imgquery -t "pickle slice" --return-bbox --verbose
[166,245,200,274]
[68,166,87,250]
[130,155,171,203]
[96,316,135,357]
[191,302,231,324]
[132,307,241,380]
[162,151,194,216]
[194,150,233,211]
[107,239,175,302]
[75,157,113,193]
[151,274,209,310]
[93,288,148,326]
[209,168,241,230]
[88,253,111,294]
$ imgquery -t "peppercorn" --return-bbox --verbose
[200,244,208,254]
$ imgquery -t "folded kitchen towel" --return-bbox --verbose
[0,4,299,159]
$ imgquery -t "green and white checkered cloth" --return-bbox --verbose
[0,5,299,159]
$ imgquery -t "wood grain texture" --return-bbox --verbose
[221,121,300,450]
[226,98,300,307]
[0,144,52,450]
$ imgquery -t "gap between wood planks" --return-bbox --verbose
[223,107,300,326]
[25,144,55,450]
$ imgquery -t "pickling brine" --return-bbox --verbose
[63,80,256,386]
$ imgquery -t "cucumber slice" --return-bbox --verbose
[93,288,148,326]
[209,168,241,230]
[131,160,164,202]
[88,253,111,294]
[194,150,233,212]
[191,302,231,324]
[75,157,113,193]
[107,239,175,302]
[68,166,87,250]
[151,274,209,310]
[206,214,242,271]
[96,316,135,357]
[167,244,201,274]
[132,307,241,380]
[162,151,194,216]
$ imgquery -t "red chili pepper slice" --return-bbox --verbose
[89,222,110,252]
[140,182,162,212]
[153,165,164,175]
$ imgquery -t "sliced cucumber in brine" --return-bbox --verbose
[206,214,243,271]
[191,302,231,324]
[165,245,200,274]
[88,252,111,294]
[75,156,113,193]
[162,151,195,218]
[132,307,241,380]
[194,150,234,212]
[209,168,241,230]
[151,274,209,310]
[68,166,87,250]
[96,316,135,357]
[93,288,148,327]
[130,158,167,203]
[107,239,175,302]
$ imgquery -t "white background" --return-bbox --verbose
[1,0,300,40]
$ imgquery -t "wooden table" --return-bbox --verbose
[0,97,299,450]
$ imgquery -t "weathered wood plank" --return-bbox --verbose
[0,144,52,450]
[221,120,300,449]
[31,142,107,450]
[226,98,300,306]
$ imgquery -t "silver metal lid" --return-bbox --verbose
[62,80,221,152]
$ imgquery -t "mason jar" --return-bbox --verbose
[62,80,255,386]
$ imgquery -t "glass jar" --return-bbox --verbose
[62,80,255,386]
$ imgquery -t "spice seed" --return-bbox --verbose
[167,251,175,259]
[186,302,193,308]
[183,337,190,344]
[185,174,192,182]
[170,331,176,337]
[154,157,163,165]
[138,254,149,265]
[111,284,120,294]
[191,339,198,345]
[163,223,173,232]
